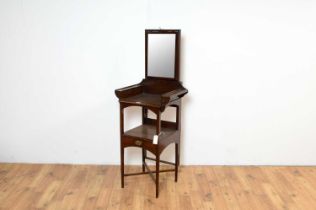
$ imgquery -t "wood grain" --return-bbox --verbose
[0,164,315,210]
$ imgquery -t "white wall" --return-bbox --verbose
[0,0,315,165]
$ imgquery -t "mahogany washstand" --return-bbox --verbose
[115,29,188,198]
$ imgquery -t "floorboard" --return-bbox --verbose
[0,164,315,210]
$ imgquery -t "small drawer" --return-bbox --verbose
[122,135,157,154]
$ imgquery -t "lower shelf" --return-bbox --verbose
[123,124,177,141]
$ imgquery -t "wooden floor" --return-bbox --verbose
[0,164,316,210]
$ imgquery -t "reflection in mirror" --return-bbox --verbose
[147,34,176,78]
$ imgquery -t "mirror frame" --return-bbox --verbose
[145,29,181,81]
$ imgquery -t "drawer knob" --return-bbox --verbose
[135,140,142,146]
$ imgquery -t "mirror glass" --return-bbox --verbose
[147,34,176,78]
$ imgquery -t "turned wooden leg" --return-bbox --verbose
[156,154,160,198]
[175,143,179,182]
[121,147,124,188]
[142,148,146,172]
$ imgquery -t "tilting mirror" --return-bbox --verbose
[146,30,180,80]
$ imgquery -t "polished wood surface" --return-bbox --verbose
[1,164,316,210]
[119,93,162,108]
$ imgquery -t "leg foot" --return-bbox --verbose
[175,143,179,182]
[121,147,124,188]
[142,148,146,172]
[156,155,160,198]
